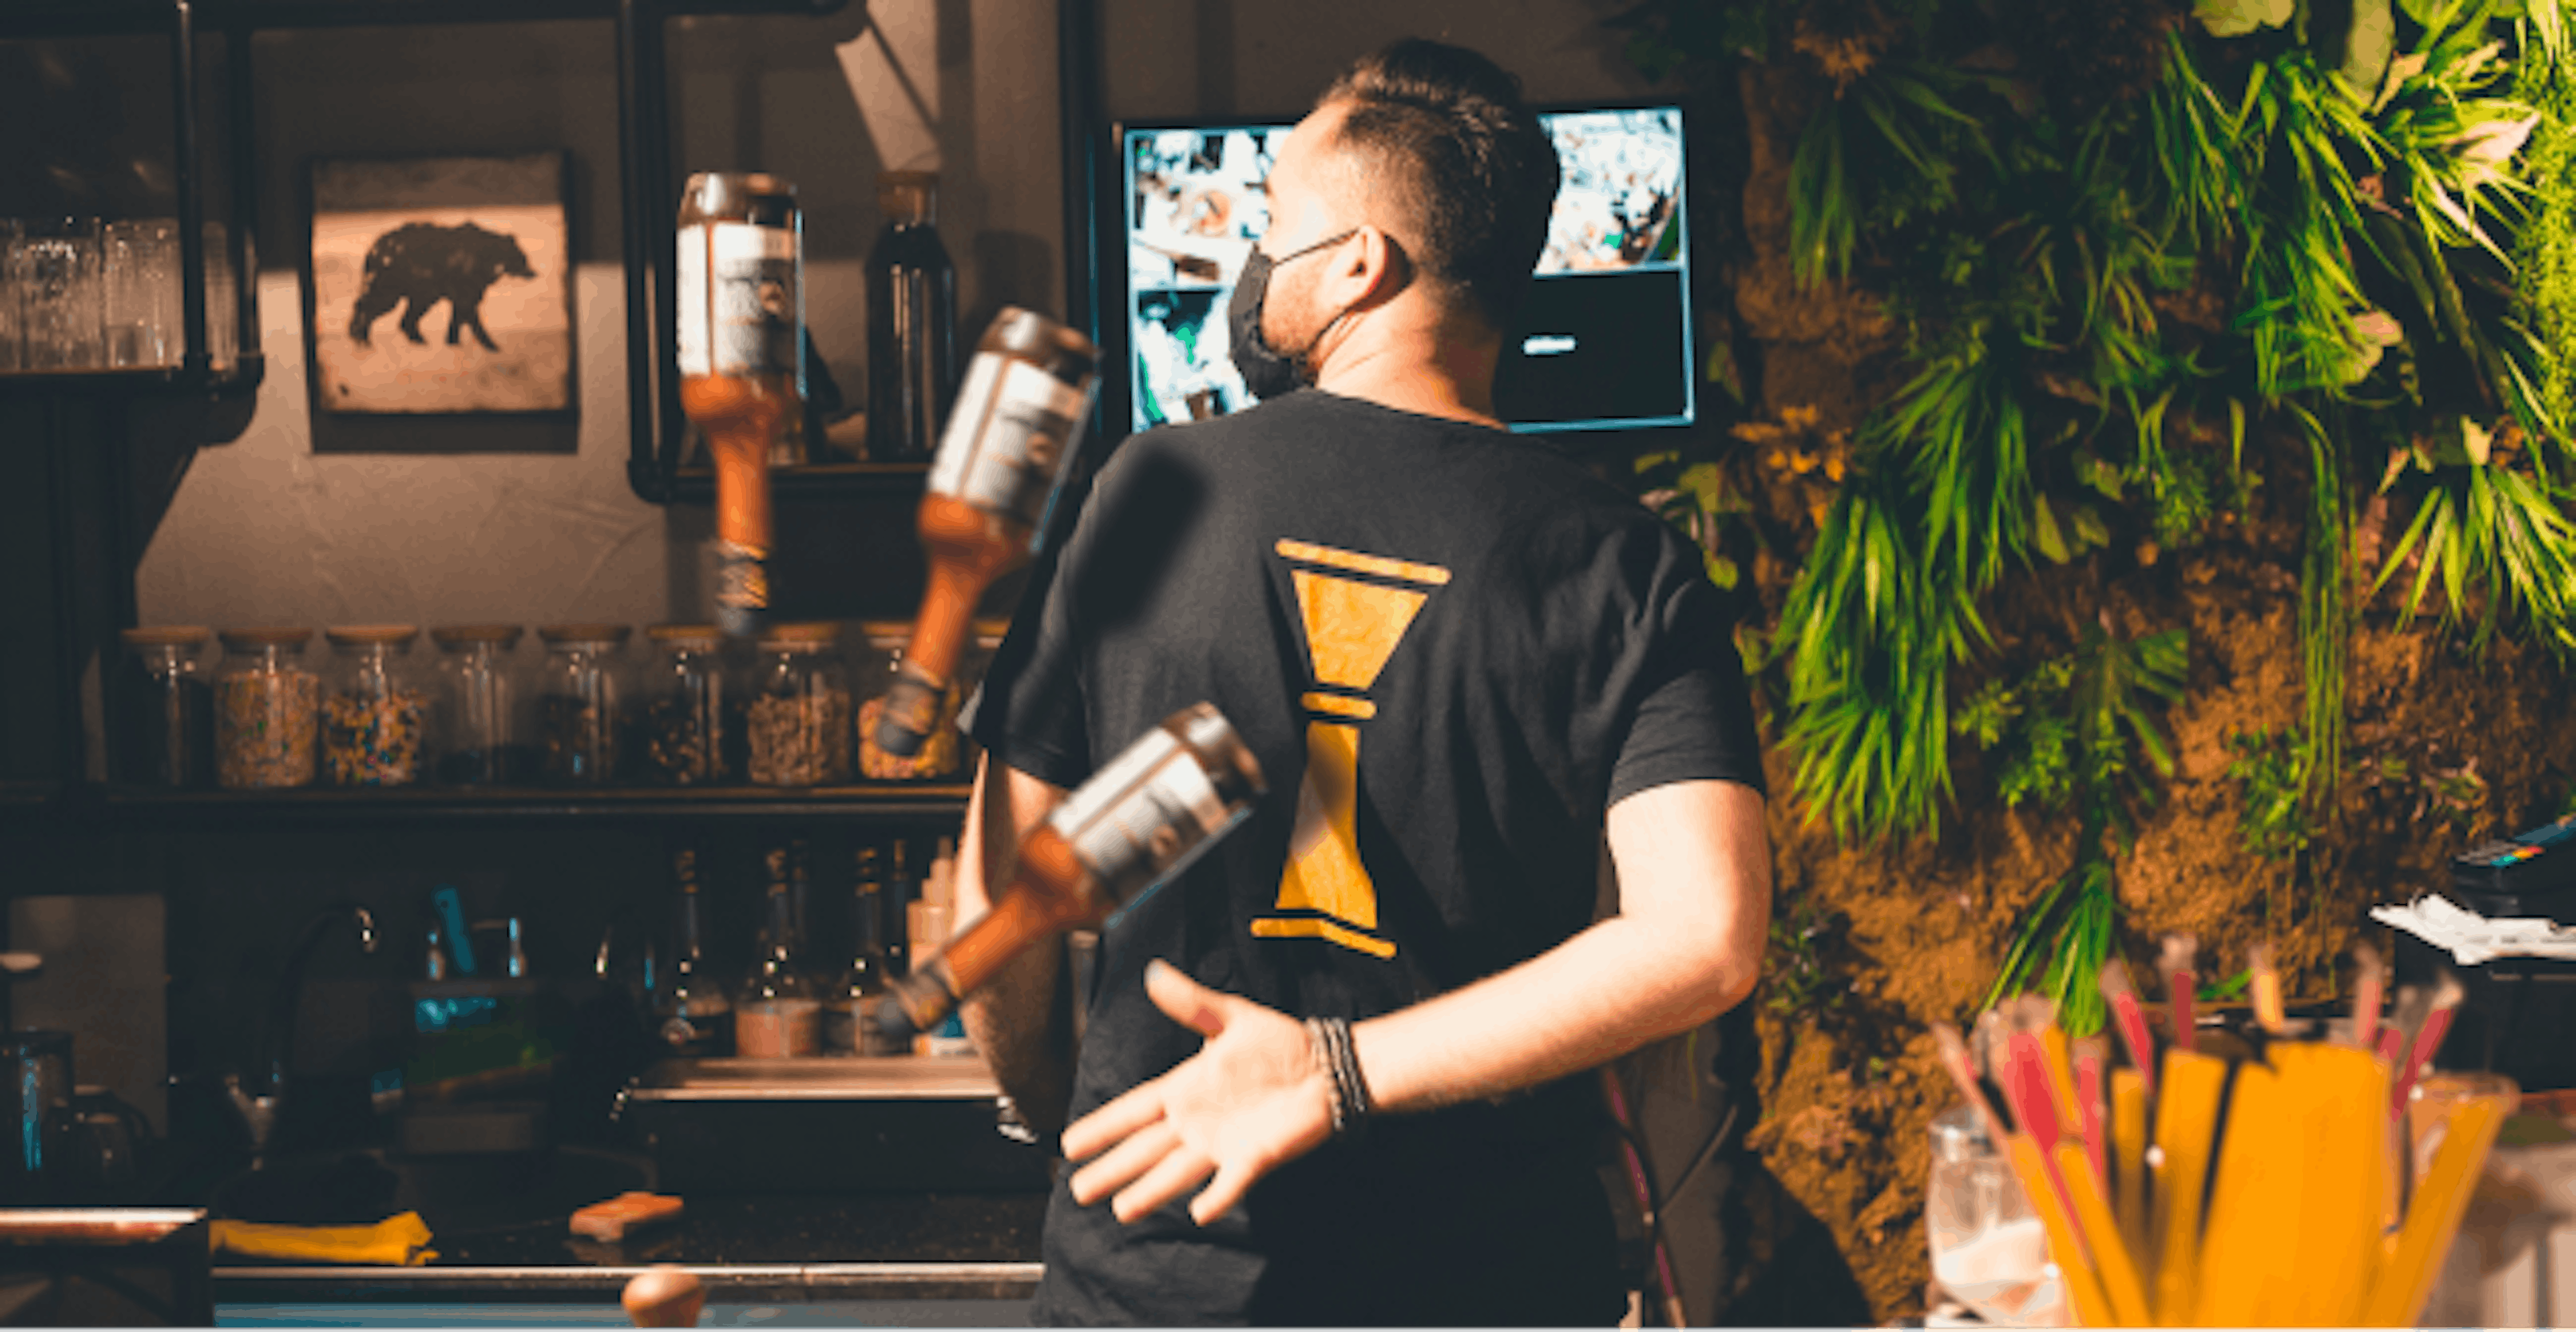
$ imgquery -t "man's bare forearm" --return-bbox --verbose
[955,755,1077,1145]
[1352,780,1770,1115]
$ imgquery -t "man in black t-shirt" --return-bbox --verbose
[959,39,1772,1327]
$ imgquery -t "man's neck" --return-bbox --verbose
[1311,312,1505,429]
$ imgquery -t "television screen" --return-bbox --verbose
[1111,104,1694,438]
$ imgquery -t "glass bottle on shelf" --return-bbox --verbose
[637,624,732,786]
[213,628,320,790]
[430,625,529,786]
[537,625,630,786]
[321,625,429,787]
[654,846,733,1058]
[865,170,959,462]
[883,837,914,978]
[119,626,212,788]
[824,844,892,1056]
[746,623,852,786]
[735,845,821,1058]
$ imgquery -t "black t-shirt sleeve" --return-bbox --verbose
[1603,521,1767,809]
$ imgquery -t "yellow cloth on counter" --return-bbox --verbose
[209,1211,439,1266]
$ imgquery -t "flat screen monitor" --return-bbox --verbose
[1107,103,1695,438]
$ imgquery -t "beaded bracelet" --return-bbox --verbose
[1303,1016,1373,1141]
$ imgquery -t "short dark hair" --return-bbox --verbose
[1318,40,1560,327]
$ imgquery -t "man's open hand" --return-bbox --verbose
[1061,960,1337,1226]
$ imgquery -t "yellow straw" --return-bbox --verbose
[2193,1058,2298,1325]
[2053,1141,2153,1326]
[2272,1043,2390,1327]
[2149,1049,2227,1324]
[2359,1088,2508,1326]
[2110,1068,2149,1260]
[2006,1133,2116,1328]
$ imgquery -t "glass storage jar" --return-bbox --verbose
[635,624,733,786]
[747,623,853,786]
[118,626,212,788]
[321,626,429,787]
[537,624,631,785]
[429,625,529,786]
[855,620,987,780]
[214,628,320,789]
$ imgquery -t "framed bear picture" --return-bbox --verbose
[305,152,573,415]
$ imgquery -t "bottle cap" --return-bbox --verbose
[758,621,843,647]
[647,623,725,649]
[877,171,937,225]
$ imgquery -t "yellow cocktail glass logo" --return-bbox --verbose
[1254,538,1451,960]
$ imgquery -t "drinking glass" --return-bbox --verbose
[0,219,22,372]
[1926,1103,2067,1326]
[205,220,247,371]
[105,219,181,368]
[9,218,104,371]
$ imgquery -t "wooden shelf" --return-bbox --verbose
[74,782,967,823]
[0,360,264,397]
[0,0,847,38]
[665,460,931,504]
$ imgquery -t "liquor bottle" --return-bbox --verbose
[873,309,1101,758]
[883,837,914,978]
[653,846,733,1058]
[676,172,805,639]
[888,703,1265,1030]
[735,845,822,1058]
[864,171,958,462]
[824,845,892,1056]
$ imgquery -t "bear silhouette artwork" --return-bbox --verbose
[347,221,536,351]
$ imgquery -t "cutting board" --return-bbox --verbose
[8,896,167,1135]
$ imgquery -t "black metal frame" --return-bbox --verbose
[0,1,267,398]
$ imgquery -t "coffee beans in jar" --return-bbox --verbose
[636,624,733,785]
[747,622,852,786]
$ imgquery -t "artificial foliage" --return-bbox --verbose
[1623,0,2576,1032]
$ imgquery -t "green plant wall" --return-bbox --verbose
[1627,0,2576,1037]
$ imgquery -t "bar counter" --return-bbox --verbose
[211,1189,1048,1304]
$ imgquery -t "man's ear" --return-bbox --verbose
[1338,225,1409,311]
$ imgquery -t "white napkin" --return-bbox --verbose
[2371,893,2576,966]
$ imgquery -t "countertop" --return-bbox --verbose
[211,1190,1051,1302]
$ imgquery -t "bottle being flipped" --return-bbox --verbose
[871,308,1100,758]
[676,172,805,639]
[885,703,1265,1033]
[654,846,733,1058]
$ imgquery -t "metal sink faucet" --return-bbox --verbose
[225,903,379,1161]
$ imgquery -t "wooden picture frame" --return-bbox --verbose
[304,152,574,416]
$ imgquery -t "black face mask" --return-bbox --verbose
[1227,229,1356,402]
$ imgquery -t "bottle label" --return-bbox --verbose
[677,221,799,377]
[1049,726,1237,907]
[927,354,1095,537]
[735,1000,821,1058]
